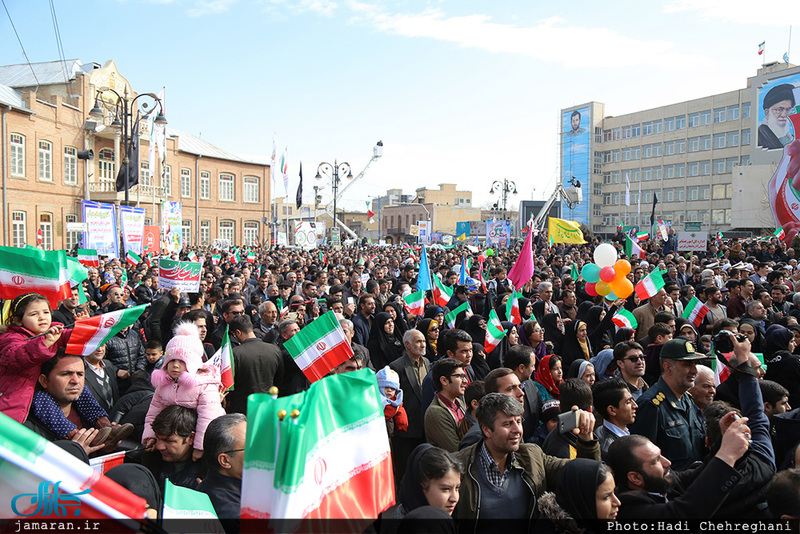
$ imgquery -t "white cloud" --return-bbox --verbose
[348,7,706,69]
[186,0,237,17]
[664,0,800,26]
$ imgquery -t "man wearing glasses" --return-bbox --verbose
[424,358,468,452]
[759,83,796,150]
[198,413,247,528]
[209,298,245,351]
[613,340,649,401]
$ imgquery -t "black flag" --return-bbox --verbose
[649,193,658,227]
[115,117,140,192]
[296,162,303,209]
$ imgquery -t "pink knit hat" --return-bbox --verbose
[164,321,205,375]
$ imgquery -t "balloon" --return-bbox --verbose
[595,281,611,296]
[593,243,618,268]
[614,259,632,277]
[610,276,634,298]
[478,253,487,262]
[585,282,598,296]
[599,266,616,283]
[606,290,619,301]
[486,248,495,256]
[581,263,601,283]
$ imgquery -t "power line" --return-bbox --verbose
[49,0,70,84]
[1,0,40,92]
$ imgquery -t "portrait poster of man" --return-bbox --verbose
[561,106,590,225]
[757,75,800,150]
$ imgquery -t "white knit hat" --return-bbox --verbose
[164,322,205,375]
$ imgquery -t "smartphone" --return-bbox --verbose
[557,411,580,435]
[348,297,355,306]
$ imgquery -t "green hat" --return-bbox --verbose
[660,337,706,361]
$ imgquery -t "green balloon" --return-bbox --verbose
[486,248,495,256]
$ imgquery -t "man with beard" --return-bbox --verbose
[758,83,796,150]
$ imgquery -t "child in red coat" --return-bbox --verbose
[376,366,407,437]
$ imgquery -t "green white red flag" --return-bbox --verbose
[506,290,522,325]
[66,304,147,356]
[89,450,126,475]
[125,250,141,266]
[187,251,197,261]
[432,275,453,307]
[284,311,354,382]
[774,227,786,241]
[612,308,638,330]
[0,411,147,520]
[403,290,426,317]
[163,479,221,526]
[625,235,645,259]
[240,369,394,523]
[0,246,71,307]
[635,231,649,242]
[247,251,256,263]
[232,250,242,264]
[77,248,99,267]
[445,301,472,328]
[634,268,667,301]
[485,309,506,353]
[682,296,710,327]
[211,254,221,265]
[208,325,234,390]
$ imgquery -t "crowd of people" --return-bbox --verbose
[2,229,800,532]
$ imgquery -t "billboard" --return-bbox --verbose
[81,201,118,259]
[561,106,591,225]
[757,73,800,151]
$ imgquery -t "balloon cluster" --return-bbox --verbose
[579,243,633,301]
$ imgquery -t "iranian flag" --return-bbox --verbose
[284,311,354,382]
[635,268,667,301]
[758,41,765,55]
[612,308,638,330]
[506,290,522,325]
[319,251,327,264]
[240,369,394,523]
[0,246,71,307]
[485,309,506,353]
[625,235,646,259]
[125,250,141,266]
[211,254,221,265]
[66,304,147,356]
[774,227,786,241]
[404,290,425,317]
[143,253,153,269]
[445,301,472,328]
[247,251,256,263]
[163,479,222,524]
[187,251,198,262]
[0,411,147,520]
[232,250,242,264]
[208,325,234,391]
[432,275,453,307]
[89,450,126,475]
[683,296,710,327]
[635,231,649,242]
[77,248,99,267]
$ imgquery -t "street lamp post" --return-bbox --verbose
[489,178,517,215]
[315,160,352,232]
[89,87,166,207]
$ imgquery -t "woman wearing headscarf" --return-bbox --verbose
[538,459,620,528]
[585,304,620,355]
[559,320,594,369]
[788,324,800,355]
[567,360,596,387]
[541,313,564,356]
[471,342,490,380]
[424,306,446,330]
[105,464,162,520]
[383,301,409,336]
[368,312,405,370]
[764,325,800,409]
[518,297,533,322]
[416,318,440,362]
[738,318,765,355]
[463,315,487,353]
[534,354,563,402]
[575,301,594,323]
[521,320,548,363]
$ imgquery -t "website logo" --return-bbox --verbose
[11,481,91,517]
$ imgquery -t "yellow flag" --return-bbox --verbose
[457,233,467,241]
[548,217,586,244]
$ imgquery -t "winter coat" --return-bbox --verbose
[537,493,584,534]
[142,365,226,450]
[105,328,146,373]
[0,323,72,423]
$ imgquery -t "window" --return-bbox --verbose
[219,173,235,201]
[162,165,172,197]
[665,116,676,132]
[622,148,631,161]
[741,155,750,166]
[714,108,726,123]
[727,105,740,121]
[603,193,612,205]
[612,192,620,205]
[631,169,640,182]
[675,139,686,153]
[200,220,210,246]
[632,124,641,137]
[664,141,675,155]
[595,127,603,144]
[713,133,726,149]
[741,129,751,145]
[11,211,25,247]
[675,115,686,129]
[612,171,620,183]
[219,220,235,243]
[39,213,52,250]
[631,146,641,160]
[643,122,653,136]
[713,159,726,174]
[712,184,732,199]
[726,157,739,173]
[727,131,739,147]
[10,133,24,176]
[65,214,80,250]
[244,176,259,203]
[623,126,632,139]
[688,112,700,127]
[182,220,192,247]
[643,167,652,181]
[38,141,52,181]
[700,135,712,151]
[664,164,674,179]
[64,147,78,185]
[603,172,612,184]
[594,151,602,174]
[742,102,751,119]
[243,221,259,246]
[643,145,653,158]
[700,110,712,125]
[712,209,726,225]
[688,137,700,152]
[653,143,661,157]
[653,166,662,180]
[181,168,191,198]
[675,163,686,177]
[664,188,675,202]
[613,150,620,162]
[652,120,662,134]
[688,161,700,177]
[612,128,621,140]
[144,218,151,225]
[98,148,115,181]
[200,171,210,199]
[700,160,711,176]
[593,225,602,233]
[603,151,612,163]
[593,204,602,217]
[604,130,613,142]
[140,162,151,188]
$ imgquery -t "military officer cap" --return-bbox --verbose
[660,337,706,361]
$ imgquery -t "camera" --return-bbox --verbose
[712,329,748,353]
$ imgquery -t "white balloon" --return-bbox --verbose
[593,243,618,268]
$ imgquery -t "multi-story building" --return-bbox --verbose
[561,61,798,236]
[0,59,271,251]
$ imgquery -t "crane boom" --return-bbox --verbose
[532,181,583,233]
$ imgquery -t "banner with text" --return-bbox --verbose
[677,231,708,252]
[81,200,118,259]
[158,259,201,292]
[162,201,182,254]
[143,225,161,255]
[486,219,511,246]
[119,205,145,255]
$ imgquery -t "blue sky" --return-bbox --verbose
[1,0,799,212]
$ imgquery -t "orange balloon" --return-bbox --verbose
[610,276,634,298]
[595,281,611,296]
[614,259,632,277]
